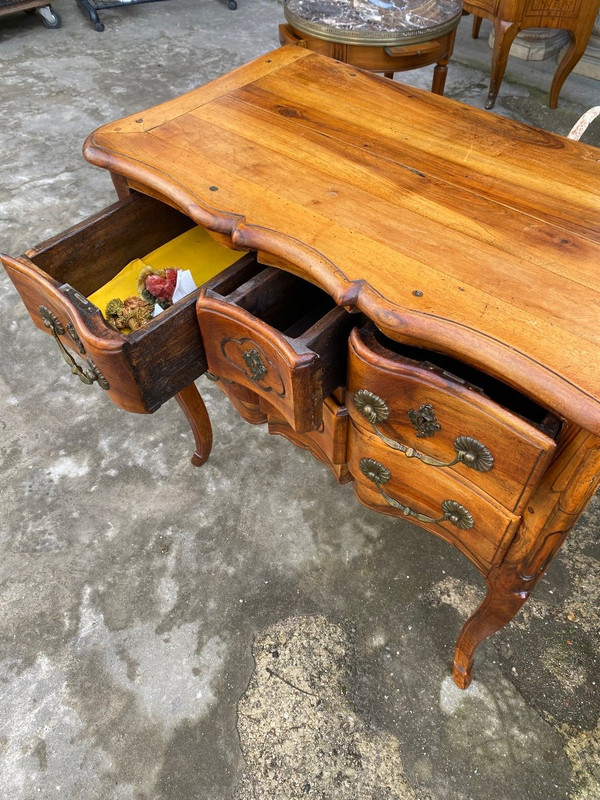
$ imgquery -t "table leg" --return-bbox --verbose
[175,382,213,466]
[431,27,456,96]
[485,18,520,108]
[452,566,531,688]
[453,429,600,688]
[549,31,588,109]
[432,60,449,95]
[472,14,482,39]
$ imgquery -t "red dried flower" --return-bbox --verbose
[145,268,177,301]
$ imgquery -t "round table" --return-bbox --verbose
[279,0,463,95]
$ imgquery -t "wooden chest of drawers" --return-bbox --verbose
[3,47,599,691]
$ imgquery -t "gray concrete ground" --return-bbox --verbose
[1,2,600,798]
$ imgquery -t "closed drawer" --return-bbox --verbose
[348,426,520,574]
[347,325,559,513]
[197,269,355,433]
[261,390,351,483]
[1,191,255,414]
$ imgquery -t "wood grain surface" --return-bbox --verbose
[83,46,600,435]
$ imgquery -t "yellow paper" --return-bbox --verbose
[88,225,246,313]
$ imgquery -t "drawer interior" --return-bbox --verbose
[24,192,249,333]
[365,325,561,438]
[224,268,338,337]
[86,224,248,321]
[26,193,195,296]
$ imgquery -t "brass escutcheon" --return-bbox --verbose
[408,403,441,437]
[242,348,267,382]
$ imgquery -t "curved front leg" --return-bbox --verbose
[175,382,213,467]
[549,32,588,109]
[452,566,532,689]
[485,19,521,109]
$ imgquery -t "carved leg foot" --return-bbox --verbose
[452,568,531,688]
[175,382,213,467]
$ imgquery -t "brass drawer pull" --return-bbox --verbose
[354,390,493,472]
[39,306,109,390]
[359,458,474,530]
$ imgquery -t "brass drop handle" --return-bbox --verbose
[353,390,493,472]
[359,458,474,530]
[39,306,109,389]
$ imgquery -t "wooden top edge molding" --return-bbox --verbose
[83,46,600,435]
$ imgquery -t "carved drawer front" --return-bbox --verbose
[197,269,354,433]
[260,390,351,483]
[348,426,520,574]
[348,326,559,514]
[1,191,256,414]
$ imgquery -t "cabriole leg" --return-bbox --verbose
[452,567,531,689]
[485,19,520,108]
[549,32,587,109]
[175,382,213,467]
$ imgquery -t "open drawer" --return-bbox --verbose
[347,324,561,514]
[1,191,256,414]
[197,267,356,433]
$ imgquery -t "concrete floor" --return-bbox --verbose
[1,2,600,799]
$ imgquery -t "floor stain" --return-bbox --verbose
[234,614,418,800]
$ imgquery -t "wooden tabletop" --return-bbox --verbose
[84,46,600,435]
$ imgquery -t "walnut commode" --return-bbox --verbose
[3,47,599,689]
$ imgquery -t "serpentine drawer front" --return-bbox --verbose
[347,326,560,514]
[1,191,256,415]
[197,267,355,433]
[348,426,521,573]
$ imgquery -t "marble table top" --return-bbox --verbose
[283,0,463,44]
